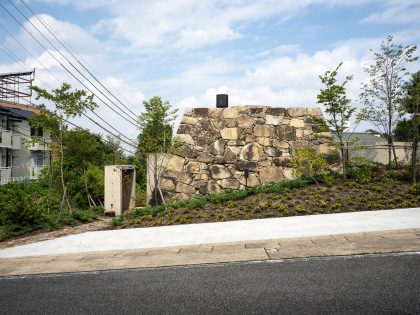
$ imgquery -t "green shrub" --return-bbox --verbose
[290,148,330,184]
[347,157,380,183]
[409,183,420,195]
[71,210,98,223]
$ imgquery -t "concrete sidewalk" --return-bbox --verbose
[1,208,420,276]
[1,208,420,259]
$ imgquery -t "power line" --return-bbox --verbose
[19,0,139,118]
[0,4,138,152]
[1,1,139,127]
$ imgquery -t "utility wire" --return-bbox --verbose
[0,4,138,151]
[19,0,139,118]
[1,2,139,127]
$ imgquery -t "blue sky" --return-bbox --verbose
[1,0,420,148]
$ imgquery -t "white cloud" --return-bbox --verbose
[362,0,420,24]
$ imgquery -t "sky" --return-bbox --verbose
[0,0,420,152]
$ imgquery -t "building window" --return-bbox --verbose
[30,127,43,137]
[31,155,44,167]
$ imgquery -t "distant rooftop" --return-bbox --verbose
[333,132,387,143]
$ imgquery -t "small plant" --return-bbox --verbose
[290,148,330,184]
[409,183,420,195]
[175,216,187,224]
[216,214,225,221]
[296,205,306,213]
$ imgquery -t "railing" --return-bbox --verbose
[29,138,50,151]
[0,130,21,149]
[0,167,11,185]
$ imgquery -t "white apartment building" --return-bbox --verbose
[0,100,50,185]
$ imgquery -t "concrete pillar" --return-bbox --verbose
[104,165,136,215]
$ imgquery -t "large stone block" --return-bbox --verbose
[181,116,198,125]
[197,119,213,131]
[175,183,196,194]
[215,149,237,164]
[220,178,240,189]
[307,107,323,117]
[199,180,221,194]
[290,118,305,128]
[193,108,209,117]
[266,114,280,125]
[239,143,263,161]
[223,107,239,119]
[240,173,260,187]
[264,147,282,157]
[254,125,273,137]
[266,107,288,116]
[177,124,192,134]
[177,173,193,184]
[208,139,225,155]
[276,125,296,141]
[237,116,254,128]
[166,155,185,171]
[186,161,201,173]
[177,145,200,158]
[210,164,232,179]
[288,107,307,117]
[220,127,240,140]
[259,166,284,184]
[234,161,259,171]
[160,178,175,191]
[197,152,214,163]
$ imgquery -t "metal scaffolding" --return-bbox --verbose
[0,70,35,105]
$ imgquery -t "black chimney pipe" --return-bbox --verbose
[216,94,228,108]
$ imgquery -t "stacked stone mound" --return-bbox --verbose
[158,105,332,202]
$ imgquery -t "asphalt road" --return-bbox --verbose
[1,253,420,315]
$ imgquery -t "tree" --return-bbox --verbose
[360,36,418,169]
[317,62,355,180]
[31,84,97,211]
[137,96,178,204]
[402,71,420,182]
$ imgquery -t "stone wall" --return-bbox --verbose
[150,105,332,202]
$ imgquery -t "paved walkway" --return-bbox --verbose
[1,208,420,276]
[1,208,419,259]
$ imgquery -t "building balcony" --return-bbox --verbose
[0,167,11,185]
[29,165,45,180]
[0,130,21,149]
[0,130,12,148]
[28,138,50,151]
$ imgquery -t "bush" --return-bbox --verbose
[409,183,420,195]
[347,157,380,183]
[71,209,98,223]
[290,148,329,183]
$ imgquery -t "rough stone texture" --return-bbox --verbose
[220,178,240,189]
[220,127,240,140]
[210,164,232,179]
[240,143,263,161]
[175,183,196,194]
[199,180,221,194]
[186,161,200,173]
[155,105,332,201]
[208,140,225,156]
[259,166,284,184]
[160,178,175,191]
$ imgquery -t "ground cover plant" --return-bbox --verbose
[0,180,103,241]
[111,163,420,229]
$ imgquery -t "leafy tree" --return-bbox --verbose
[394,118,417,141]
[137,96,178,204]
[317,62,355,180]
[31,84,97,211]
[290,148,329,184]
[360,36,418,169]
[402,71,420,182]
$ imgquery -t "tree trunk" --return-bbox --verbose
[412,109,419,183]
[391,141,399,169]
[387,136,392,169]
[341,143,347,180]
